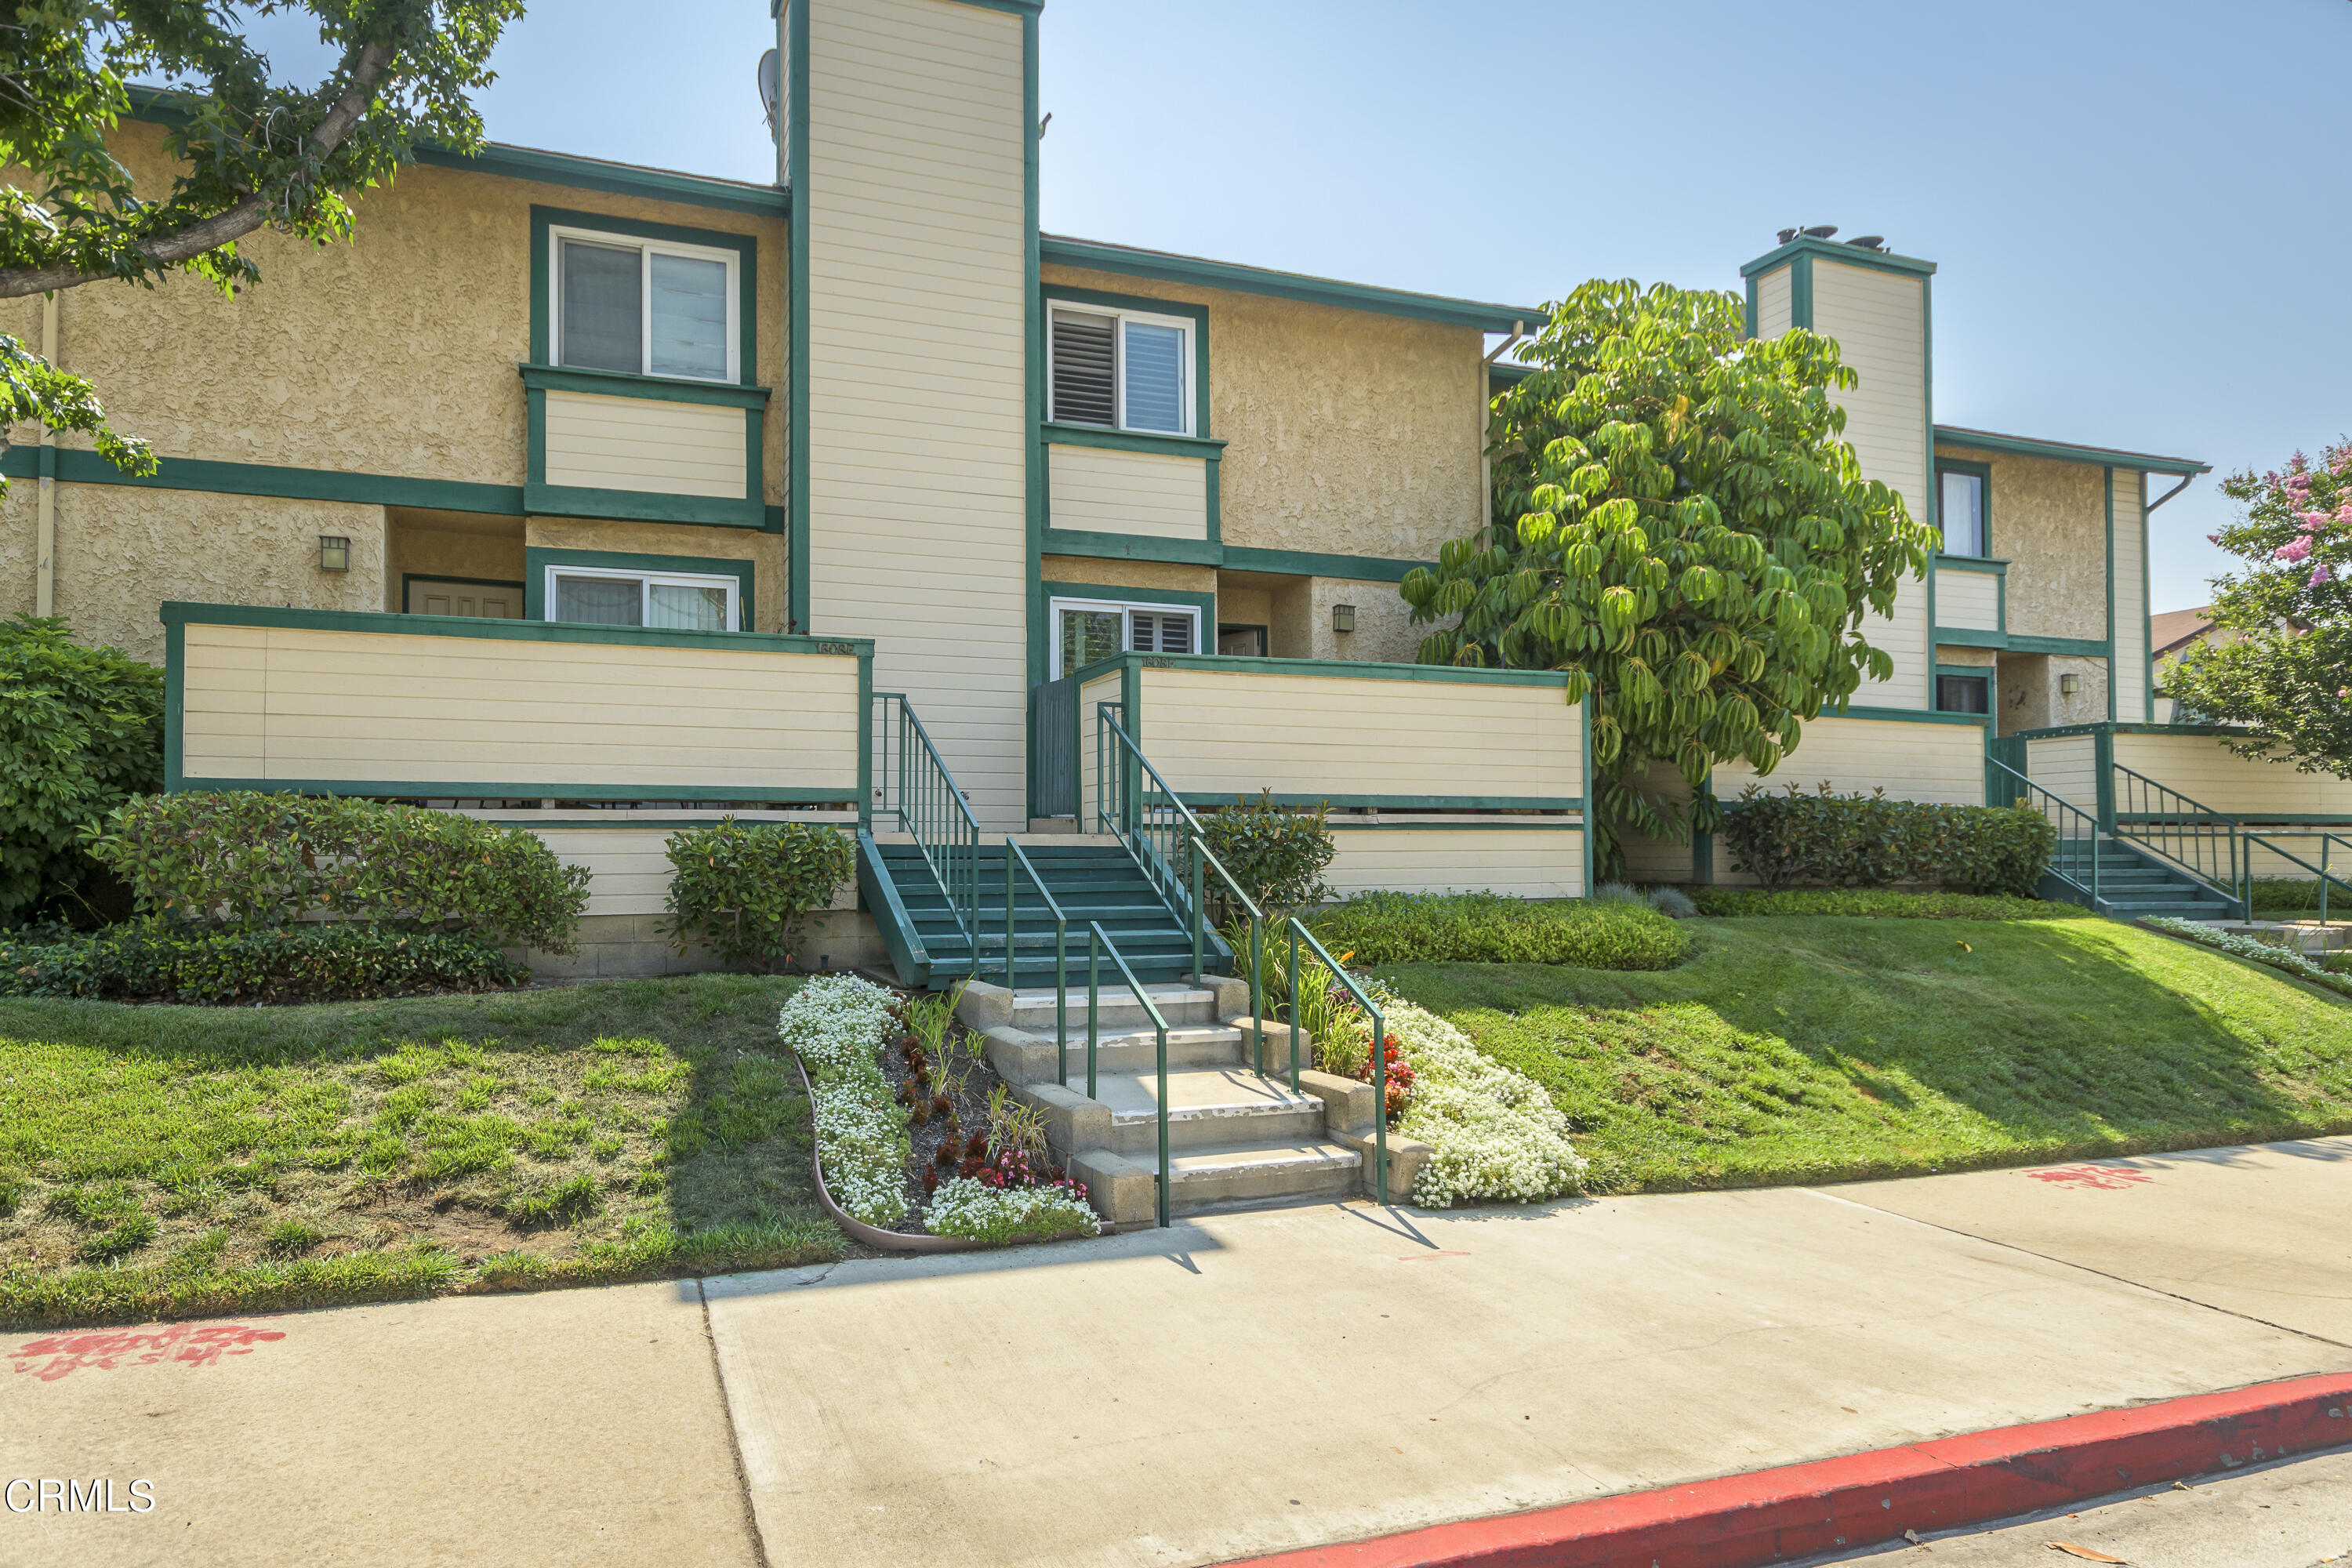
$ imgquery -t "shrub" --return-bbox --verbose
[90,792,590,951]
[924,1176,1098,1243]
[1197,790,1336,915]
[663,818,855,967]
[1305,891,1690,970]
[0,616,162,927]
[1371,983,1586,1208]
[779,975,909,1229]
[1688,888,2097,920]
[1719,783,2055,895]
[0,918,522,1003]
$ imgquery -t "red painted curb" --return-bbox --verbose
[1223,1372,2352,1568]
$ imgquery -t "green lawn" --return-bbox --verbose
[0,975,837,1328]
[1380,916,2352,1195]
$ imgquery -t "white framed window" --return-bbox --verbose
[1048,303,1192,435]
[550,224,739,383]
[1051,597,1199,677]
[545,565,740,633]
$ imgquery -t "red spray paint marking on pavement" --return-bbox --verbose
[2024,1164,2158,1190]
[9,1322,285,1381]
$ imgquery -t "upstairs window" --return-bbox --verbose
[1937,462,1989,557]
[546,565,740,633]
[1052,597,1199,677]
[554,227,738,382]
[1049,305,1192,435]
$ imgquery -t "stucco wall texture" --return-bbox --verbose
[1936,445,2106,644]
[1041,264,1486,563]
[525,517,788,633]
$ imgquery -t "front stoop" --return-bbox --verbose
[957,978,1410,1221]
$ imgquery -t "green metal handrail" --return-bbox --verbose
[2238,828,2352,925]
[1087,922,1171,1228]
[1093,709,1262,1062]
[1285,917,1388,1207]
[873,691,982,971]
[1004,838,1069,1084]
[1989,759,2102,911]
[2111,764,2247,914]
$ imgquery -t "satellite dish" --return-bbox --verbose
[757,48,780,143]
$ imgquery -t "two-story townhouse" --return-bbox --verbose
[10,0,2347,978]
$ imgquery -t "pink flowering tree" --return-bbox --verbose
[2164,440,2352,778]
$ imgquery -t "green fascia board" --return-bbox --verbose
[170,777,855,804]
[786,0,813,632]
[126,85,789,220]
[1322,818,1585,831]
[1043,423,1225,459]
[1933,627,2007,649]
[520,364,772,407]
[1041,235,1539,333]
[524,546,758,628]
[1740,235,1937,281]
[466,815,857,829]
[159,600,870,659]
[1176,793,1583,812]
[2013,634,2112,657]
[1933,554,2008,575]
[1072,652,1573,689]
[1820,704,1993,728]
[1933,425,2209,477]
[2,445,525,514]
[1040,529,1223,566]
[1219,546,1426,583]
[1487,361,1534,387]
[522,481,766,529]
[2009,721,2255,740]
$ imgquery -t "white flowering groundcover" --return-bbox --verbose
[2144,917,2352,999]
[1374,985,1588,1207]
[779,974,1100,1243]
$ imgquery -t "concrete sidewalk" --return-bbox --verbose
[5,1137,2348,1567]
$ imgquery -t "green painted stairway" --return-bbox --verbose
[858,837,1227,991]
[2046,837,2242,921]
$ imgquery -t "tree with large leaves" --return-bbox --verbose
[0,0,521,479]
[1400,279,1935,877]
[2161,441,2352,777]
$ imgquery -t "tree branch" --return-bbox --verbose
[0,35,396,299]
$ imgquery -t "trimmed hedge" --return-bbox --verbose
[1719,785,2055,896]
[0,919,521,1004]
[662,817,855,967]
[1688,888,2097,920]
[89,792,590,951]
[0,616,162,927]
[1199,790,1336,916]
[1305,891,1690,970]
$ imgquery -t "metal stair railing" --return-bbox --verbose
[1086,923,1171,1228]
[871,692,982,971]
[1002,839,1069,1083]
[1285,918,1388,1206]
[2111,764,2248,914]
[2237,828,2352,926]
[1092,708,1263,1055]
[1989,759,2103,911]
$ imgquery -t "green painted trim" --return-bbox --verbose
[1039,528,1223,566]
[1933,457,1991,558]
[2133,472,2154,724]
[0,445,526,514]
[1322,819,1584,831]
[1043,423,1225,459]
[159,601,869,657]
[1933,663,1996,717]
[1018,1,1046,811]
[946,0,1040,13]
[397,572,526,613]
[857,630,874,828]
[1181,794,1584,812]
[1218,546,1425,583]
[786,0,812,631]
[171,778,857,804]
[521,481,766,528]
[1933,554,2008,574]
[530,205,759,387]
[519,363,771,408]
[2093,727,2118,832]
[1073,652,1573,689]
[1933,426,2209,477]
[1823,704,1994,728]
[1789,253,1814,330]
[2103,466,2118,724]
[466,815,858,828]
[1040,236,1538,333]
[1042,285,1212,440]
[162,619,184,793]
[1743,271,1759,339]
[1038,583,1219,683]
[1740,235,1937,281]
[1932,629,2114,657]
[2011,721,2257,740]
[524,546,757,630]
[1581,699,1598,892]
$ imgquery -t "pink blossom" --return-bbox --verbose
[2311,564,2332,587]
[2301,511,2333,528]
[2275,535,2314,563]
[2207,532,2221,544]
[2339,503,2352,524]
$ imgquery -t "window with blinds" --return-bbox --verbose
[554,227,738,383]
[545,566,739,632]
[1047,303,1191,434]
[1050,598,1202,676]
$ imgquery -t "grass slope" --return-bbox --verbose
[1380,916,2352,1195]
[0,975,837,1328]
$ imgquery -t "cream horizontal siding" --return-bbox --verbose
[175,623,862,792]
[1715,715,1985,808]
[2113,731,2352,820]
[1327,825,1584,899]
[1135,666,1581,802]
[1076,669,1122,830]
[804,0,1029,829]
[2111,470,2148,722]
[2024,735,2098,810]
[1935,568,1999,633]
[1755,266,1793,339]
[1047,444,1210,542]
[1814,259,1931,710]
[542,392,746,499]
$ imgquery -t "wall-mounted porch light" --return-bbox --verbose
[2059,672,2081,699]
[1331,604,1356,634]
[318,535,351,572]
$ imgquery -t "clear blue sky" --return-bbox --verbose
[238,0,2352,612]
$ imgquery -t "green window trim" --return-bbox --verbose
[529,206,759,383]
[524,547,757,630]
[1042,285,1211,439]
[520,363,772,408]
[1934,456,1992,558]
[1933,663,1996,717]
[1038,582,1218,686]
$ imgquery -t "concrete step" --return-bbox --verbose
[1091,1066,1327,1155]
[1012,984,1218,1031]
[1048,1024,1253,1074]
[1165,1139,1363,1210]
